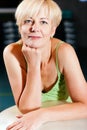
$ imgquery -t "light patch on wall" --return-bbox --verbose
[79,0,87,2]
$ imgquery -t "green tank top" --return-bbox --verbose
[42,42,72,103]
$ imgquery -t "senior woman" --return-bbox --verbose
[3,0,87,130]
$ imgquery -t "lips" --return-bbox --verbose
[28,36,41,40]
[29,35,41,38]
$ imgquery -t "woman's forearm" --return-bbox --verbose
[19,66,42,113]
[41,102,87,123]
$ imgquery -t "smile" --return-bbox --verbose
[28,36,41,40]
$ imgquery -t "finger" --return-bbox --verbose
[6,121,21,129]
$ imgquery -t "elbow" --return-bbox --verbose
[18,104,41,114]
[17,98,42,114]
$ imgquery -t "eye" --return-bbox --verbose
[40,21,48,25]
[24,19,33,24]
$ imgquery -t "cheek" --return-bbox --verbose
[20,31,26,40]
[20,25,29,34]
[19,27,27,39]
[21,26,26,33]
[42,28,51,37]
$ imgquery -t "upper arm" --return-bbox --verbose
[3,43,26,105]
[58,43,87,103]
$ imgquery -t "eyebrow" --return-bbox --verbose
[40,17,49,20]
[27,17,49,20]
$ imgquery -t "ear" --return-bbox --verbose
[51,26,56,37]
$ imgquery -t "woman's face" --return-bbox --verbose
[19,8,56,48]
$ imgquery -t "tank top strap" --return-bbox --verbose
[56,41,64,77]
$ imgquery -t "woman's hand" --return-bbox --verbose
[22,43,41,68]
[6,109,45,130]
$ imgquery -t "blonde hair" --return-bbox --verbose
[15,0,62,28]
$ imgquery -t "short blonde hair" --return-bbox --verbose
[15,0,62,28]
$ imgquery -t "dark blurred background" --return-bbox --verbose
[0,0,87,111]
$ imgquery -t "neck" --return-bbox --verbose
[41,40,52,66]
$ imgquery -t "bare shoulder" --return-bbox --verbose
[54,39,78,73]
[57,41,76,58]
[3,40,26,69]
[52,38,76,56]
[3,40,22,54]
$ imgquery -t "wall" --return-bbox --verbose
[55,0,87,48]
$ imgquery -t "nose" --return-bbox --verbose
[31,22,39,32]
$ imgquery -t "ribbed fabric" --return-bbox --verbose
[42,41,72,103]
